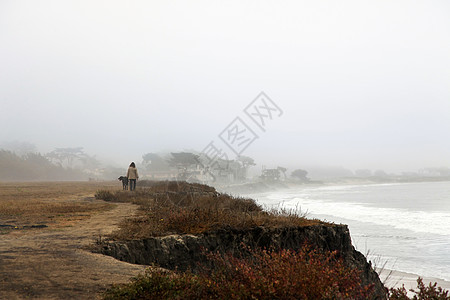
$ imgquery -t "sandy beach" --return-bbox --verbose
[380,268,450,293]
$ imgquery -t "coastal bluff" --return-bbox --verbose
[96,224,387,298]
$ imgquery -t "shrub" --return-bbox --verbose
[388,277,449,299]
[110,195,321,239]
[200,245,374,300]
[94,190,117,202]
[103,270,202,300]
[96,182,325,239]
[138,180,217,193]
[103,244,374,300]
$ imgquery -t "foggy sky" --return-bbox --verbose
[1,1,449,172]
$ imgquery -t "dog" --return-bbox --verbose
[118,176,128,190]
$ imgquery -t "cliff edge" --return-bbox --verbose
[96,224,386,299]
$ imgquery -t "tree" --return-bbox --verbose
[78,154,100,169]
[168,152,200,169]
[291,169,309,181]
[46,147,85,168]
[355,169,372,178]
[277,166,288,180]
[373,170,388,177]
[0,150,86,181]
[421,167,450,177]
[142,153,171,172]
[0,141,37,157]
[237,155,256,168]
[46,147,99,171]
[236,155,256,180]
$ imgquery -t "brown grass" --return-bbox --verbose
[0,181,120,233]
[95,181,327,240]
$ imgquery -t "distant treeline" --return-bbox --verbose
[0,150,87,181]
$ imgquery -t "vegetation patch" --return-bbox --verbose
[95,181,325,239]
[388,278,450,299]
[103,244,374,300]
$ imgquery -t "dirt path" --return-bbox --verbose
[0,200,146,300]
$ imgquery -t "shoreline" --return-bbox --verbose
[379,268,450,292]
[240,182,450,294]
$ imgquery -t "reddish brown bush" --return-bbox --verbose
[388,277,449,299]
[103,244,374,300]
[200,245,374,300]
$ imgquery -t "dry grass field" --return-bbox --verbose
[0,181,119,233]
[0,181,147,299]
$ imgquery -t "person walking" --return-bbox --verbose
[127,162,139,191]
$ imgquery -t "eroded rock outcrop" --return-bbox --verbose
[96,224,386,298]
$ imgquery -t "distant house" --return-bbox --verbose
[161,152,255,184]
[260,167,287,182]
[261,168,281,181]
[208,158,242,183]
[141,153,175,179]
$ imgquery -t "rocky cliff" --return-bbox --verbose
[97,224,387,298]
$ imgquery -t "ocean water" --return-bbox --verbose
[250,181,450,281]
